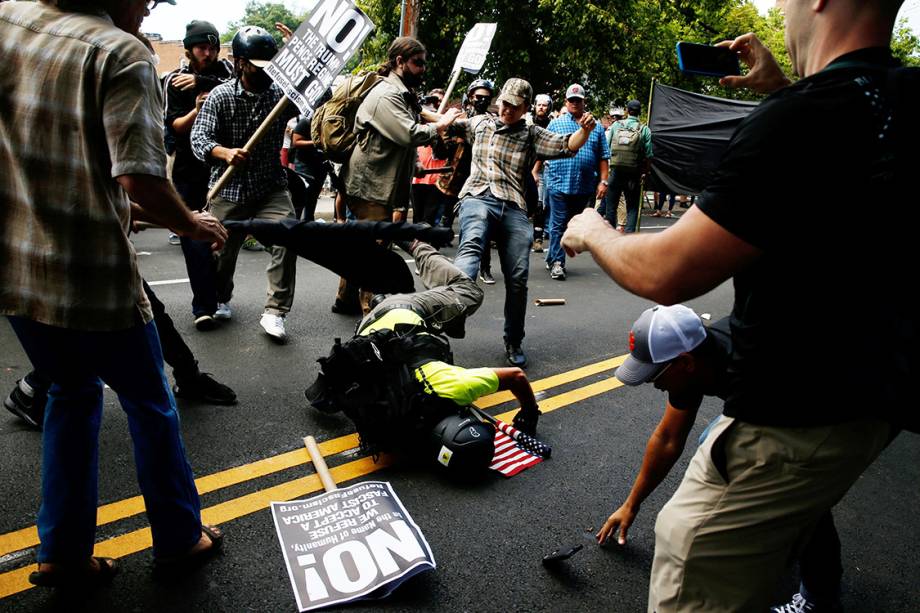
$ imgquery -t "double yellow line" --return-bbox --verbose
[0,354,627,600]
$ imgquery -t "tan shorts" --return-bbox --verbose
[648,415,892,612]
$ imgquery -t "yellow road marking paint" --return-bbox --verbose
[0,356,626,599]
[0,434,361,560]
[474,355,625,408]
[0,456,393,600]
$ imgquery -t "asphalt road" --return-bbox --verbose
[1,212,918,612]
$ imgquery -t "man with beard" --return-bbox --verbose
[529,93,552,253]
[448,78,597,367]
[191,25,300,343]
[164,20,233,331]
[334,37,460,315]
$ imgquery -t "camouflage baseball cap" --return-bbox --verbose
[497,78,532,107]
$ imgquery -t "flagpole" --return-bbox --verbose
[438,68,461,113]
[636,78,656,233]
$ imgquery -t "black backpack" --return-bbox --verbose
[305,326,458,455]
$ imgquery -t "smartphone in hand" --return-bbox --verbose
[676,42,741,78]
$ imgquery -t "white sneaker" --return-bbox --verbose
[550,261,566,280]
[214,303,232,321]
[260,312,287,343]
[771,593,822,613]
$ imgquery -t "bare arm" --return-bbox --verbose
[565,112,596,152]
[494,367,539,414]
[171,92,209,136]
[493,367,541,434]
[291,131,315,148]
[596,402,697,545]
[596,158,609,200]
[117,174,227,248]
[562,206,760,305]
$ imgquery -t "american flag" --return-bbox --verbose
[489,419,551,477]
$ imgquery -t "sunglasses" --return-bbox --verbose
[408,57,427,68]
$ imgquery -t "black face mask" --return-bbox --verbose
[472,97,491,115]
[245,67,273,92]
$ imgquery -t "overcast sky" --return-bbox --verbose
[143,0,920,42]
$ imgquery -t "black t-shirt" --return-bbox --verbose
[164,59,234,184]
[668,317,732,411]
[697,48,918,427]
[292,116,325,169]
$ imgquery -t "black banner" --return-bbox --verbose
[648,82,759,195]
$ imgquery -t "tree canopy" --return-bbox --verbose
[223,0,920,113]
[221,1,301,45]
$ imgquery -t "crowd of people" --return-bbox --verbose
[0,0,916,611]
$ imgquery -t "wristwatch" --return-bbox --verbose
[600,179,608,186]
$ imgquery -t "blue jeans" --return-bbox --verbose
[453,191,532,346]
[545,190,594,267]
[7,316,202,561]
[174,180,218,318]
[607,168,642,233]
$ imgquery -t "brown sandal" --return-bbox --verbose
[28,556,118,588]
[153,524,224,572]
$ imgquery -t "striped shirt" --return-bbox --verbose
[0,2,161,331]
[456,116,574,209]
[543,115,610,194]
[191,79,298,204]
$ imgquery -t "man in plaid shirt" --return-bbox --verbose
[541,83,610,281]
[191,26,300,343]
[1,0,228,585]
[450,78,597,367]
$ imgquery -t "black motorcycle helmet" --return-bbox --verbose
[231,26,278,68]
[430,411,495,477]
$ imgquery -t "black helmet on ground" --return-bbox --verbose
[231,26,277,68]
[430,411,495,478]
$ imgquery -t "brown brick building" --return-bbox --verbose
[151,39,233,77]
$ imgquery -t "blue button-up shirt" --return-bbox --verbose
[543,115,609,195]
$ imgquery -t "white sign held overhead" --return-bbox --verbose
[452,22,497,75]
[265,0,376,116]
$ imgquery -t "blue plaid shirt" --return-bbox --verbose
[543,115,609,195]
[191,79,298,204]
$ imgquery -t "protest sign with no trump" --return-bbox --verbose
[265,0,375,116]
[271,481,435,612]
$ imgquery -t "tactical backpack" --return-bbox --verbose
[311,72,381,164]
[609,120,644,169]
[305,326,459,456]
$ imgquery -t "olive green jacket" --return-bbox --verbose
[342,73,438,210]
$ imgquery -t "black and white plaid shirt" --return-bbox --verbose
[191,79,298,204]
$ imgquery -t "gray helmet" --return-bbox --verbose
[430,412,495,478]
[466,78,495,97]
[231,26,277,68]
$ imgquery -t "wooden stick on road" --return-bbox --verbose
[304,435,338,493]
